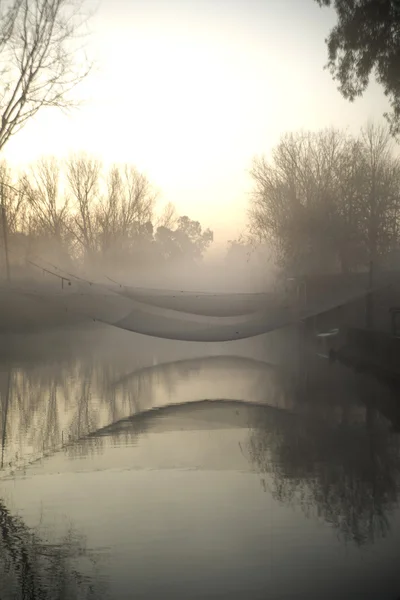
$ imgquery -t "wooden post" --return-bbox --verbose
[1,368,11,470]
[1,195,10,282]
[365,259,374,329]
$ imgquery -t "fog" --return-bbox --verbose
[0,244,380,345]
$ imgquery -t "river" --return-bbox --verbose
[0,325,399,599]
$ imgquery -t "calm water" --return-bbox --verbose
[1,327,400,599]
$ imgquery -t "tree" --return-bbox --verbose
[0,160,25,235]
[0,153,215,276]
[175,215,213,259]
[248,397,400,546]
[0,160,26,275]
[21,156,74,266]
[357,123,400,273]
[315,0,400,135]
[22,157,68,241]
[155,216,213,264]
[156,201,178,229]
[225,236,256,268]
[97,164,155,259]
[249,125,400,277]
[0,0,92,152]
[66,153,101,261]
[249,129,363,275]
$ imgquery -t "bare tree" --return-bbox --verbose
[20,156,74,267]
[249,127,400,277]
[66,152,101,260]
[156,201,178,229]
[0,160,26,275]
[0,1,22,55]
[22,157,68,240]
[357,123,400,274]
[0,160,25,234]
[97,164,155,257]
[0,0,92,152]
[250,129,358,275]
[0,152,214,275]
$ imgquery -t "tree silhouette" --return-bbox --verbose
[0,498,107,599]
[0,153,215,278]
[247,379,400,546]
[0,0,93,151]
[155,215,213,264]
[249,125,400,276]
[316,0,400,135]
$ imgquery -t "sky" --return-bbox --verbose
[2,0,391,247]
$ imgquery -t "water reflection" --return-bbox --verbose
[0,351,298,474]
[1,329,400,598]
[247,401,400,546]
[0,497,107,599]
[249,354,400,547]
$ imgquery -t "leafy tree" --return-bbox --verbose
[155,216,213,264]
[316,0,400,135]
[175,215,213,259]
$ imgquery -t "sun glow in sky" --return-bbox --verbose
[2,0,390,245]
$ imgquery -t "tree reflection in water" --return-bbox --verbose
[247,368,400,546]
[0,498,107,600]
[2,326,400,583]
[0,357,152,473]
[0,349,293,474]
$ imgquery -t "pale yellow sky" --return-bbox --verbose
[2,0,390,246]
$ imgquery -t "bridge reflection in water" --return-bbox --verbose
[1,327,400,599]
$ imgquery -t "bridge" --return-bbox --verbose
[2,269,400,339]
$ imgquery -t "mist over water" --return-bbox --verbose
[0,320,400,599]
[0,247,382,346]
[1,218,400,600]
[1,0,400,596]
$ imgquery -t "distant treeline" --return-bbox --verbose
[0,154,213,275]
[248,123,400,277]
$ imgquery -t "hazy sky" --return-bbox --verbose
[2,0,390,245]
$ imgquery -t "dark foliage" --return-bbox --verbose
[316,0,400,134]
